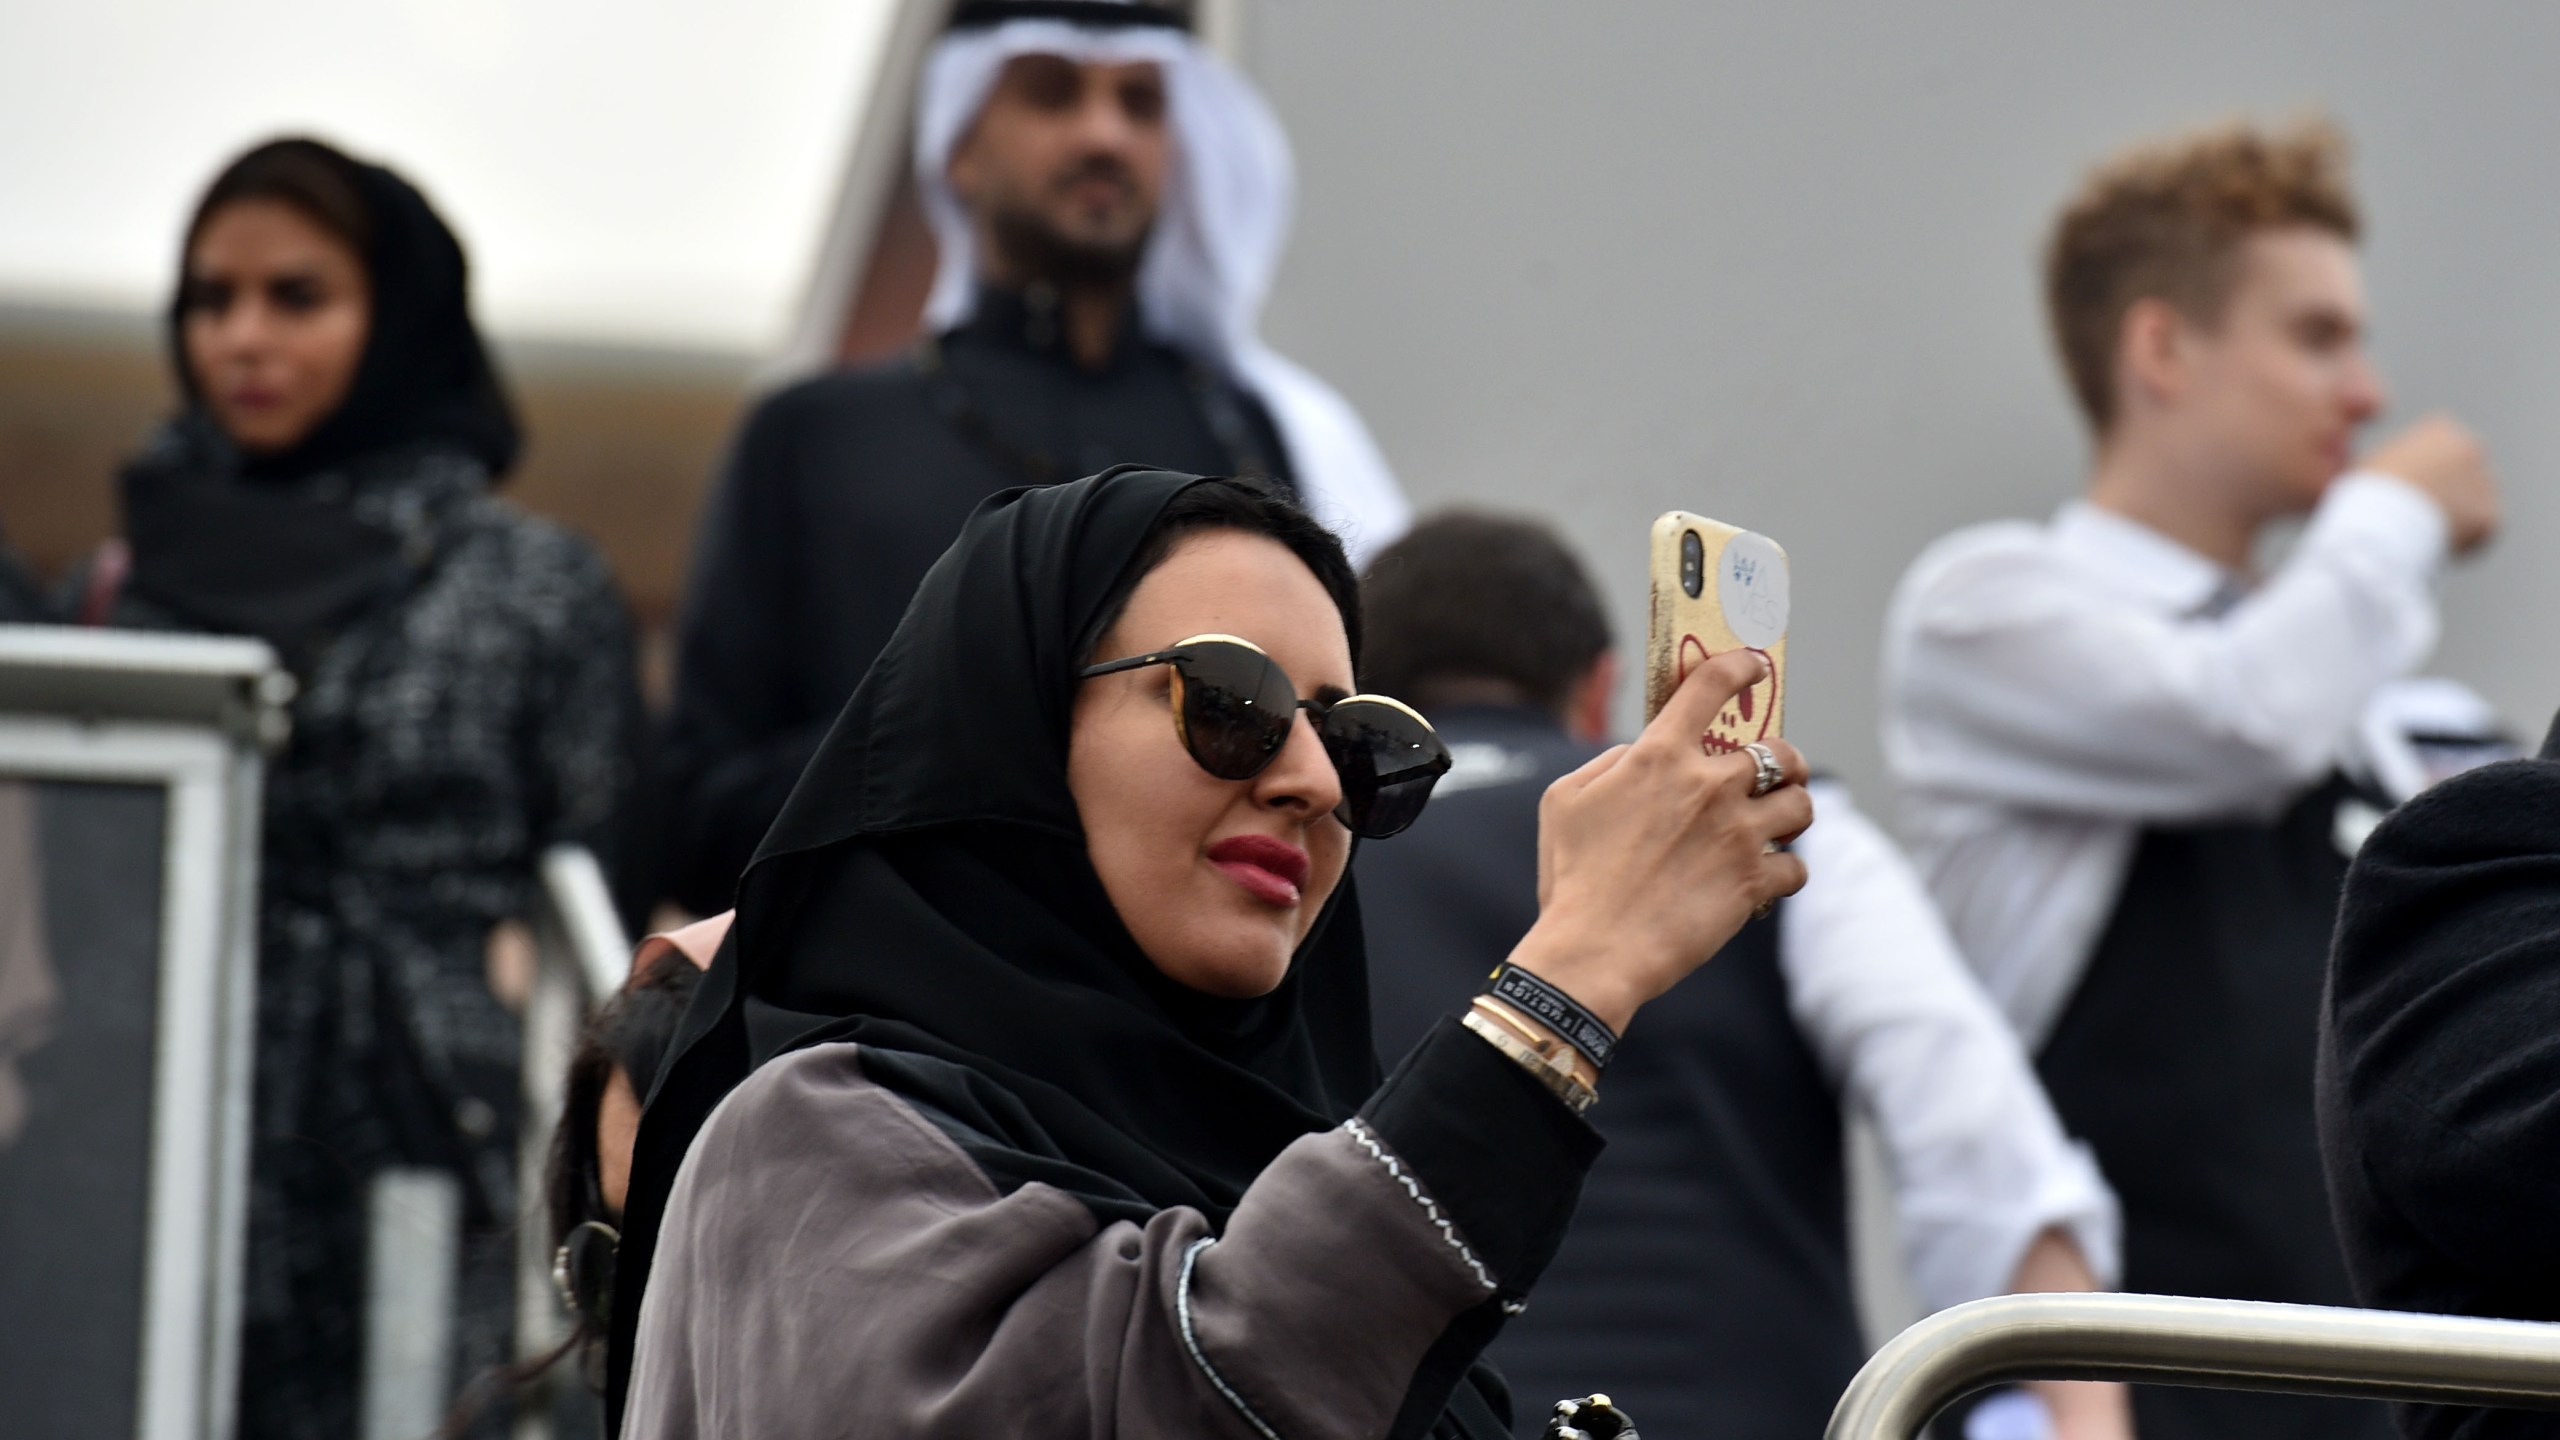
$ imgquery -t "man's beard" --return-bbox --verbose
[988,199,1154,292]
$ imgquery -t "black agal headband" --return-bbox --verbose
[948,0,1191,33]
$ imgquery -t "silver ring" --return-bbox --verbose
[1742,741,1786,797]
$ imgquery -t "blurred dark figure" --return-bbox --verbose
[84,137,644,1439]
[0,532,45,621]
[2321,711,2560,1440]
[657,0,1406,914]
[1359,513,2126,1440]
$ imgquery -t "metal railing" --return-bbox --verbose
[1827,1292,2560,1440]
[0,625,285,1440]
[537,847,637,1005]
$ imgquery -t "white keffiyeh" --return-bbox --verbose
[914,14,1410,566]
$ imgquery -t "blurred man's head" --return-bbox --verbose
[2047,119,2382,522]
[1361,511,1617,742]
[947,52,1171,292]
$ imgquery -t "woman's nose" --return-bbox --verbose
[210,299,276,359]
[1254,710,1342,820]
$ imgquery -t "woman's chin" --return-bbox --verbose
[219,417,314,454]
[1152,939,1293,1000]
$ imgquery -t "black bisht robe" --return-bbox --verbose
[659,288,1293,913]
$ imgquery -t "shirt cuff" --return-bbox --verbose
[1359,1016,1603,1297]
[2049,1139,2124,1290]
[2309,471,2451,581]
[1908,1137,2124,1312]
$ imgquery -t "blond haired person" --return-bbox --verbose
[1883,120,2499,1440]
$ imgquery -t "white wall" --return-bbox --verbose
[1246,0,2560,805]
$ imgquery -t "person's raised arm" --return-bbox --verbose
[1890,443,2483,822]
[1508,648,1813,1033]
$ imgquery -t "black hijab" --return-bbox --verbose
[606,467,1383,1424]
[120,137,520,660]
[167,136,518,480]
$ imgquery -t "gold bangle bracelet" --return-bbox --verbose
[1471,995,1601,1091]
[1462,1008,1598,1115]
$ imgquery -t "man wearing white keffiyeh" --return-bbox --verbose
[916,1,1409,550]
[659,0,1409,916]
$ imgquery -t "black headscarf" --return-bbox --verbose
[606,467,1383,1423]
[119,137,520,660]
[167,137,519,480]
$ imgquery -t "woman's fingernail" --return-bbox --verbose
[1754,653,1772,680]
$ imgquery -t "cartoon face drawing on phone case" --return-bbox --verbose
[1646,514,1789,745]
[1678,632,1778,751]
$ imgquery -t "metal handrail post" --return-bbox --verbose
[1827,1293,2560,1440]
[536,845,634,1003]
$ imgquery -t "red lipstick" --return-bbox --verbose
[1206,834,1311,908]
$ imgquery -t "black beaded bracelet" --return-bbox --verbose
[1485,963,1618,1071]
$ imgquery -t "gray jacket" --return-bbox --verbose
[629,1022,1598,1439]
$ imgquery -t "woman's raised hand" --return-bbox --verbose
[1508,649,1811,1031]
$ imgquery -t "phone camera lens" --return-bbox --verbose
[1680,530,1704,598]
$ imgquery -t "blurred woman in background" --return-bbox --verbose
[86,136,644,1438]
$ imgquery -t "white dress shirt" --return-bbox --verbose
[1880,472,2450,1047]
[1790,779,2121,1309]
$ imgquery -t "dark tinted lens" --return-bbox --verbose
[1320,700,1451,838]
[1172,643,1297,780]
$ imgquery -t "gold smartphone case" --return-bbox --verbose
[1643,511,1790,747]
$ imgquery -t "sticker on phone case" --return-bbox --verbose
[1715,531,1789,651]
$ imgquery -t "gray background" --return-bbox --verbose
[1245,0,2560,803]
[1241,0,2558,1346]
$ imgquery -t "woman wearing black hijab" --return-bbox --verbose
[91,137,644,1439]
[611,468,1811,1439]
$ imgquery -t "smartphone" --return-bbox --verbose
[1643,511,1790,751]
